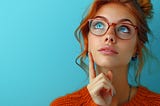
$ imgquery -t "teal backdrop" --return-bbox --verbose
[0,0,159,106]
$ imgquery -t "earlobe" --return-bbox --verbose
[132,46,138,61]
[132,43,138,56]
[131,52,138,61]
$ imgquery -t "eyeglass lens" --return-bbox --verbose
[89,19,136,40]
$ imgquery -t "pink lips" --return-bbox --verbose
[98,46,118,55]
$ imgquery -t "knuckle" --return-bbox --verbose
[102,79,106,84]
[102,82,106,86]
[101,73,105,77]
[100,73,109,81]
[100,81,106,87]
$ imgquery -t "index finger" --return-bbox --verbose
[88,52,96,82]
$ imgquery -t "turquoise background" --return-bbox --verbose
[0,0,159,106]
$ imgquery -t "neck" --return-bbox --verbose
[96,65,131,105]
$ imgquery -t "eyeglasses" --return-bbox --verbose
[88,17,137,40]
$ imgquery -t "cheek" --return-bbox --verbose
[88,34,99,51]
[131,37,137,55]
[121,39,137,59]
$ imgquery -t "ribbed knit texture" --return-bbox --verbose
[50,86,160,106]
[123,87,160,106]
[50,87,97,106]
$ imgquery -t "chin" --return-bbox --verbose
[95,58,116,68]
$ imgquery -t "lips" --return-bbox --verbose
[98,46,118,55]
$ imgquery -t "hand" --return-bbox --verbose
[87,52,116,106]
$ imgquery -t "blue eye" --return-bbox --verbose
[118,26,130,33]
[94,22,104,29]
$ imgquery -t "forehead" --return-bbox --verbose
[94,3,136,24]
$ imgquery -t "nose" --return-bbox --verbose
[105,36,115,43]
[104,26,116,44]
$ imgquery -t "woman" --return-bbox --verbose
[51,0,160,105]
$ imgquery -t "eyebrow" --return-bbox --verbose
[93,16,135,25]
[118,19,134,25]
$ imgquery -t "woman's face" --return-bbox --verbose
[88,3,137,69]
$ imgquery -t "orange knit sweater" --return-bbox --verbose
[50,86,160,106]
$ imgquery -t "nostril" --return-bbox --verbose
[105,38,108,41]
[105,37,114,42]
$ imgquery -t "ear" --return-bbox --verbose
[132,45,138,57]
[131,44,138,61]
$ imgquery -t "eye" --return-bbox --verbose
[117,25,130,33]
[92,21,105,29]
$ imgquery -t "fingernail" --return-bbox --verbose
[111,90,114,96]
[110,89,116,96]
[113,90,116,96]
